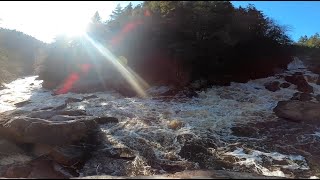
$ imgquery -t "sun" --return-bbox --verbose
[62,22,87,38]
[57,18,89,38]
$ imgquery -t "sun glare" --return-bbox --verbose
[57,19,88,38]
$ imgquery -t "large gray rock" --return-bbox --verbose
[74,169,282,179]
[273,100,320,123]
[0,116,91,145]
[0,110,118,146]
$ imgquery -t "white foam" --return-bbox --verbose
[312,131,320,138]
[224,147,309,177]
[0,57,318,177]
[310,176,320,179]
[287,57,307,71]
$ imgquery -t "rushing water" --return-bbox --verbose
[0,57,320,178]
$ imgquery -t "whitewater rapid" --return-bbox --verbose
[0,57,320,178]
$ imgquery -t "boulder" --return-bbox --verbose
[279,82,291,88]
[0,139,24,155]
[290,92,313,101]
[231,126,258,137]
[48,146,87,166]
[264,81,280,92]
[2,164,32,178]
[14,100,31,107]
[273,100,320,123]
[65,98,82,103]
[74,170,283,179]
[93,117,119,124]
[305,75,318,84]
[83,95,98,100]
[0,117,92,145]
[317,77,320,85]
[27,159,71,178]
[284,74,313,93]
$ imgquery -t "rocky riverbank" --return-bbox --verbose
[0,57,320,179]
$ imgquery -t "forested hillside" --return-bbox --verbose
[38,1,294,96]
[0,28,45,85]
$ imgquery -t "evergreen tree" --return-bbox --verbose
[91,11,101,23]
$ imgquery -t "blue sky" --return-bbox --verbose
[231,1,320,42]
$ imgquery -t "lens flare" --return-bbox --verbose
[83,33,150,98]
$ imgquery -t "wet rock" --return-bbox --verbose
[219,93,233,99]
[65,98,82,103]
[290,92,313,101]
[93,117,119,124]
[59,110,87,116]
[264,81,280,92]
[28,110,87,119]
[14,100,31,107]
[178,143,209,164]
[49,115,76,121]
[178,138,217,169]
[0,116,94,145]
[316,95,320,102]
[83,95,98,100]
[169,170,283,179]
[305,75,318,84]
[27,159,71,178]
[3,164,32,178]
[32,143,52,156]
[284,74,313,93]
[190,79,208,90]
[81,155,131,176]
[273,100,320,123]
[98,147,136,160]
[317,77,320,85]
[176,134,195,144]
[167,120,184,130]
[298,93,313,101]
[183,90,198,98]
[53,103,67,110]
[28,110,59,119]
[75,169,282,179]
[48,146,87,166]
[280,82,291,88]
[40,107,54,110]
[158,160,195,172]
[0,139,24,156]
[231,126,258,137]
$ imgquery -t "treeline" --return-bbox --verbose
[297,33,320,48]
[0,28,45,84]
[293,33,320,74]
[39,1,294,95]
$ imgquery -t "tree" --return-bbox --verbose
[124,2,133,17]
[110,4,123,20]
[297,33,320,48]
[91,11,101,23]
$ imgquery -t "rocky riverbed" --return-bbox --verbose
[0,57,320,179]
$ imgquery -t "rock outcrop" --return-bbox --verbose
[264,81,280,92]
[273,100,320,123]
[284,73,313,93]
[0,108,119,178]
